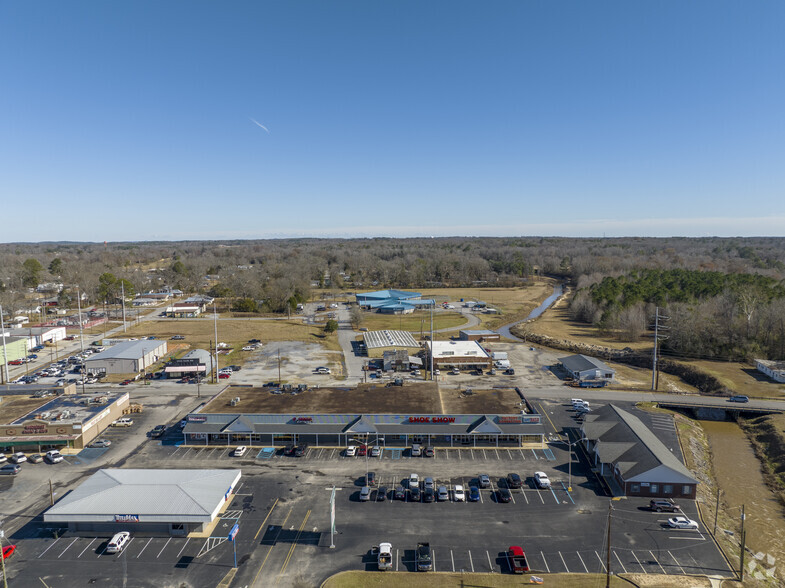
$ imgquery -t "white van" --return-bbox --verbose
[232,446,247,457]
[106,531,130,553]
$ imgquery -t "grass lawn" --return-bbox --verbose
[359,311,468,333]
[676,358,785,399]
[322,571,647,588]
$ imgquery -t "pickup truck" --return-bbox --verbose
[507,545,529,573]
[376,542,392,571]
[416,542,432,571]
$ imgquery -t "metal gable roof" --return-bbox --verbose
[44,469,241,520]
[559,354,613,374]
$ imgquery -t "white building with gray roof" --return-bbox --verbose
[44,469,241,535]
[84,339,168,375]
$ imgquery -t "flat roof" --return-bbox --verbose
[460,329,499,336]
[426,340,490,358]
[4,391,128,425]
[363,330,420,349]
[0,395,54,425]
[201,383,527,416]
[86,339,167,361]
[44,469,242,523]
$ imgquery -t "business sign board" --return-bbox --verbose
[114,514,140,523]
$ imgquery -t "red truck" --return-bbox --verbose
[507,545,529,573]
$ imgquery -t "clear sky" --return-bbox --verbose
[2,1,784,242]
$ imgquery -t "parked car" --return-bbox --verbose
[497,488,512,503]
[45,450,64,463]
[504,368,515,375]
[437,486,449,501]
[106,531,131,553]
[424,446,435,457]
[357,444,367,456]
[218,372,231,379]
[375,486,387,501]
[150,425,167,438]
[409,473,420,488]
[468,486,481,502]
[359,486,371,502]
[394,485,406,500]
[112,418,133,427]
[370,446,381,457]
[478,474,491,488]
[28,454,44,464]
[423,488,436,503]
[315,366,331,374]
[453,484,466,501]
[728,395,750,403]
[411,444,422,457]
[293,444,307,457]
[423,477,435,491]
[171,335,185,340]
[409,486,421,501]
[534,472,551,489]
[0,464,21,476]
[89,439,111,448]
[650,500,680,512]
[2,544,16,559]
[668,516,699,529]
[506,473,523,489]
[232,446,248,457]
[9,452,27,464]
[345,445,357,457]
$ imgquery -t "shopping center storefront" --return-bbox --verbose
[183,412,545,448]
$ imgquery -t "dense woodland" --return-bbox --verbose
[1,237,784,359]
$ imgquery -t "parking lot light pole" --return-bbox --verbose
[552,436,582,492]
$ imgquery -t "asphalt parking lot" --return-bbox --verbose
[3,400,734,587]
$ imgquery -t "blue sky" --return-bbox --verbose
[2,1,784,241]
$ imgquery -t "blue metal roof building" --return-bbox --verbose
[356,290,434,314]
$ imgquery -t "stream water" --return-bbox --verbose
[701,420,785,572]
[497,283,564,340]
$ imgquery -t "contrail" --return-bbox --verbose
[250,118,269,133]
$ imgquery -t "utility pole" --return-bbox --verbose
[740,504,747,581]
[605,501,613,588]
[49,478,54,506]
[277,348,281,385]
[77,286,86,394]
[651,307,669,391]
[430,301,434,380]
[0,304,9,385]
[213,304,219,383]
[121,281,127,332]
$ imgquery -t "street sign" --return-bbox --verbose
[228,523,239,541]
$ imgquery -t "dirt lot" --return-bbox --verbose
[201,382,441,414]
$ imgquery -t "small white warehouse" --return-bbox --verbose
[85,339,168,375]
[44,469,241,536]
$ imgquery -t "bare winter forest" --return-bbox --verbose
[1,236,784,360]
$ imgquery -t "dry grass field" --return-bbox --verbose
[358,311,468,333]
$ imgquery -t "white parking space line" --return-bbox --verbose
[519,449,526,460]
[595,550,606,572]
[531,449,539,460]
[537,490,545,504]
[650,550,666,574]
[432,549,437,572]
[540,551,550,572]
[469,550,474,572]
[549,486,559,503]
[157,538,171,558]
[329,449,337,459]
[558,551,568,572]
[486,550,493,572]
[520,489,529,504]
[175,537,190,558]
[78,538,96,558]
[509,489,516,504]
[395,549,399,571]
[613,550,628,573]
[507,449,513,460]
[576,551,588,572]
[137,537,153,558]
[494,449,500,459]
[96,542,109,558]
[631,550,646,572]
[450,549,455,572]
[483,449,489,460]
[668,550,686,574]
[58,537,79,558]
[38,537,61,558]
[457,449,462,460]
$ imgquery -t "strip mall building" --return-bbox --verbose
[183,383,546,448]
